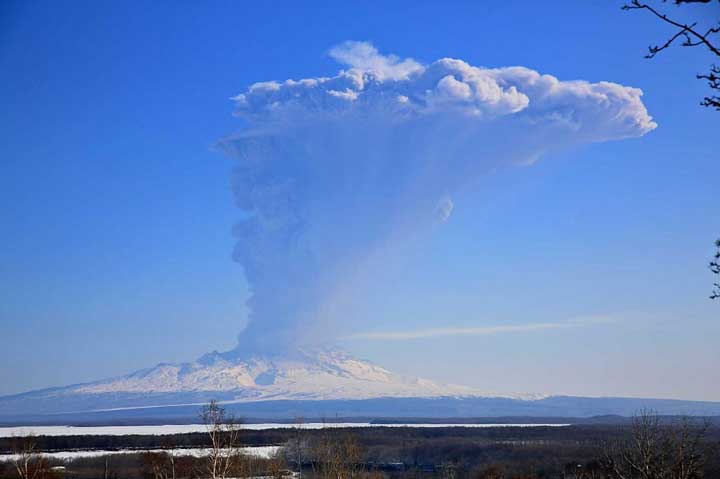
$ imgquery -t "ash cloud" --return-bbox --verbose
[220,41,655,353]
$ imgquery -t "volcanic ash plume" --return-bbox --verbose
[220,41,656,353]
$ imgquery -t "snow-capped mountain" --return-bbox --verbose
[71,347,501,401]
[2,347,719,421]
[0,347,518,418]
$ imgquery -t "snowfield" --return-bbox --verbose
[68,348,535,401]
[0,423,569,438]
[0,347,553,419]
[0,446,282,462]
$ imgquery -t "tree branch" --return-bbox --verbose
[623,1,720,56]
[624,1,720,109]
[711,239,720,299]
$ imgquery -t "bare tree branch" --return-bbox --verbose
[602,409,708,479]
[623,0,720,110]
[200,400,243,479]
[10,435,48,479]
[711,238,720,299]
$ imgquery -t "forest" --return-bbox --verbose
[2,413,719,479]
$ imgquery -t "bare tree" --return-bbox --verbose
[10,435,48,479]
[200,400,242,479]
[623,0,720,110]
[142,452,173,479]
[285,416,307,477]
[173,455,196,479]
[265,449,287,479]
[157,435,177,479]
[622,3,720,298]
[310,429,364,479]
[602,410,707,479]
[710,239,720,299]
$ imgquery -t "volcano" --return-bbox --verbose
[2,347,719,422]
[0,347,509,418]
[61,347,504,400]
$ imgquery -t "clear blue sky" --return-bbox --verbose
[1,1,718,400]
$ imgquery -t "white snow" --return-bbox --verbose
[0,446,282,461]
[0,347,546,417]
[64,347,542,402]
[0,423,569,438]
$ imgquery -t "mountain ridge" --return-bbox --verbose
[64,346,531,400]
[2,347,719,421]
[0,347,536,418]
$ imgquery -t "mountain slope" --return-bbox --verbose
[69,348,503,401]
[0,347,525,418]
[2,348,719,421]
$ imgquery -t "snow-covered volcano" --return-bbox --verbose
[68,347,512,401]
[0,347,532,419]
[3,347,720,421]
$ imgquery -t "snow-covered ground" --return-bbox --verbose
[0,423,569,438]
[0,446,282,462]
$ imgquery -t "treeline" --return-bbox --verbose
[0,451,288,479]
[0,430,285,453]
[2,433,717,479]
[2,410,719,479]
[3,423,719,454]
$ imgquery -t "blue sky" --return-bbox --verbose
[1,1,718,400]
